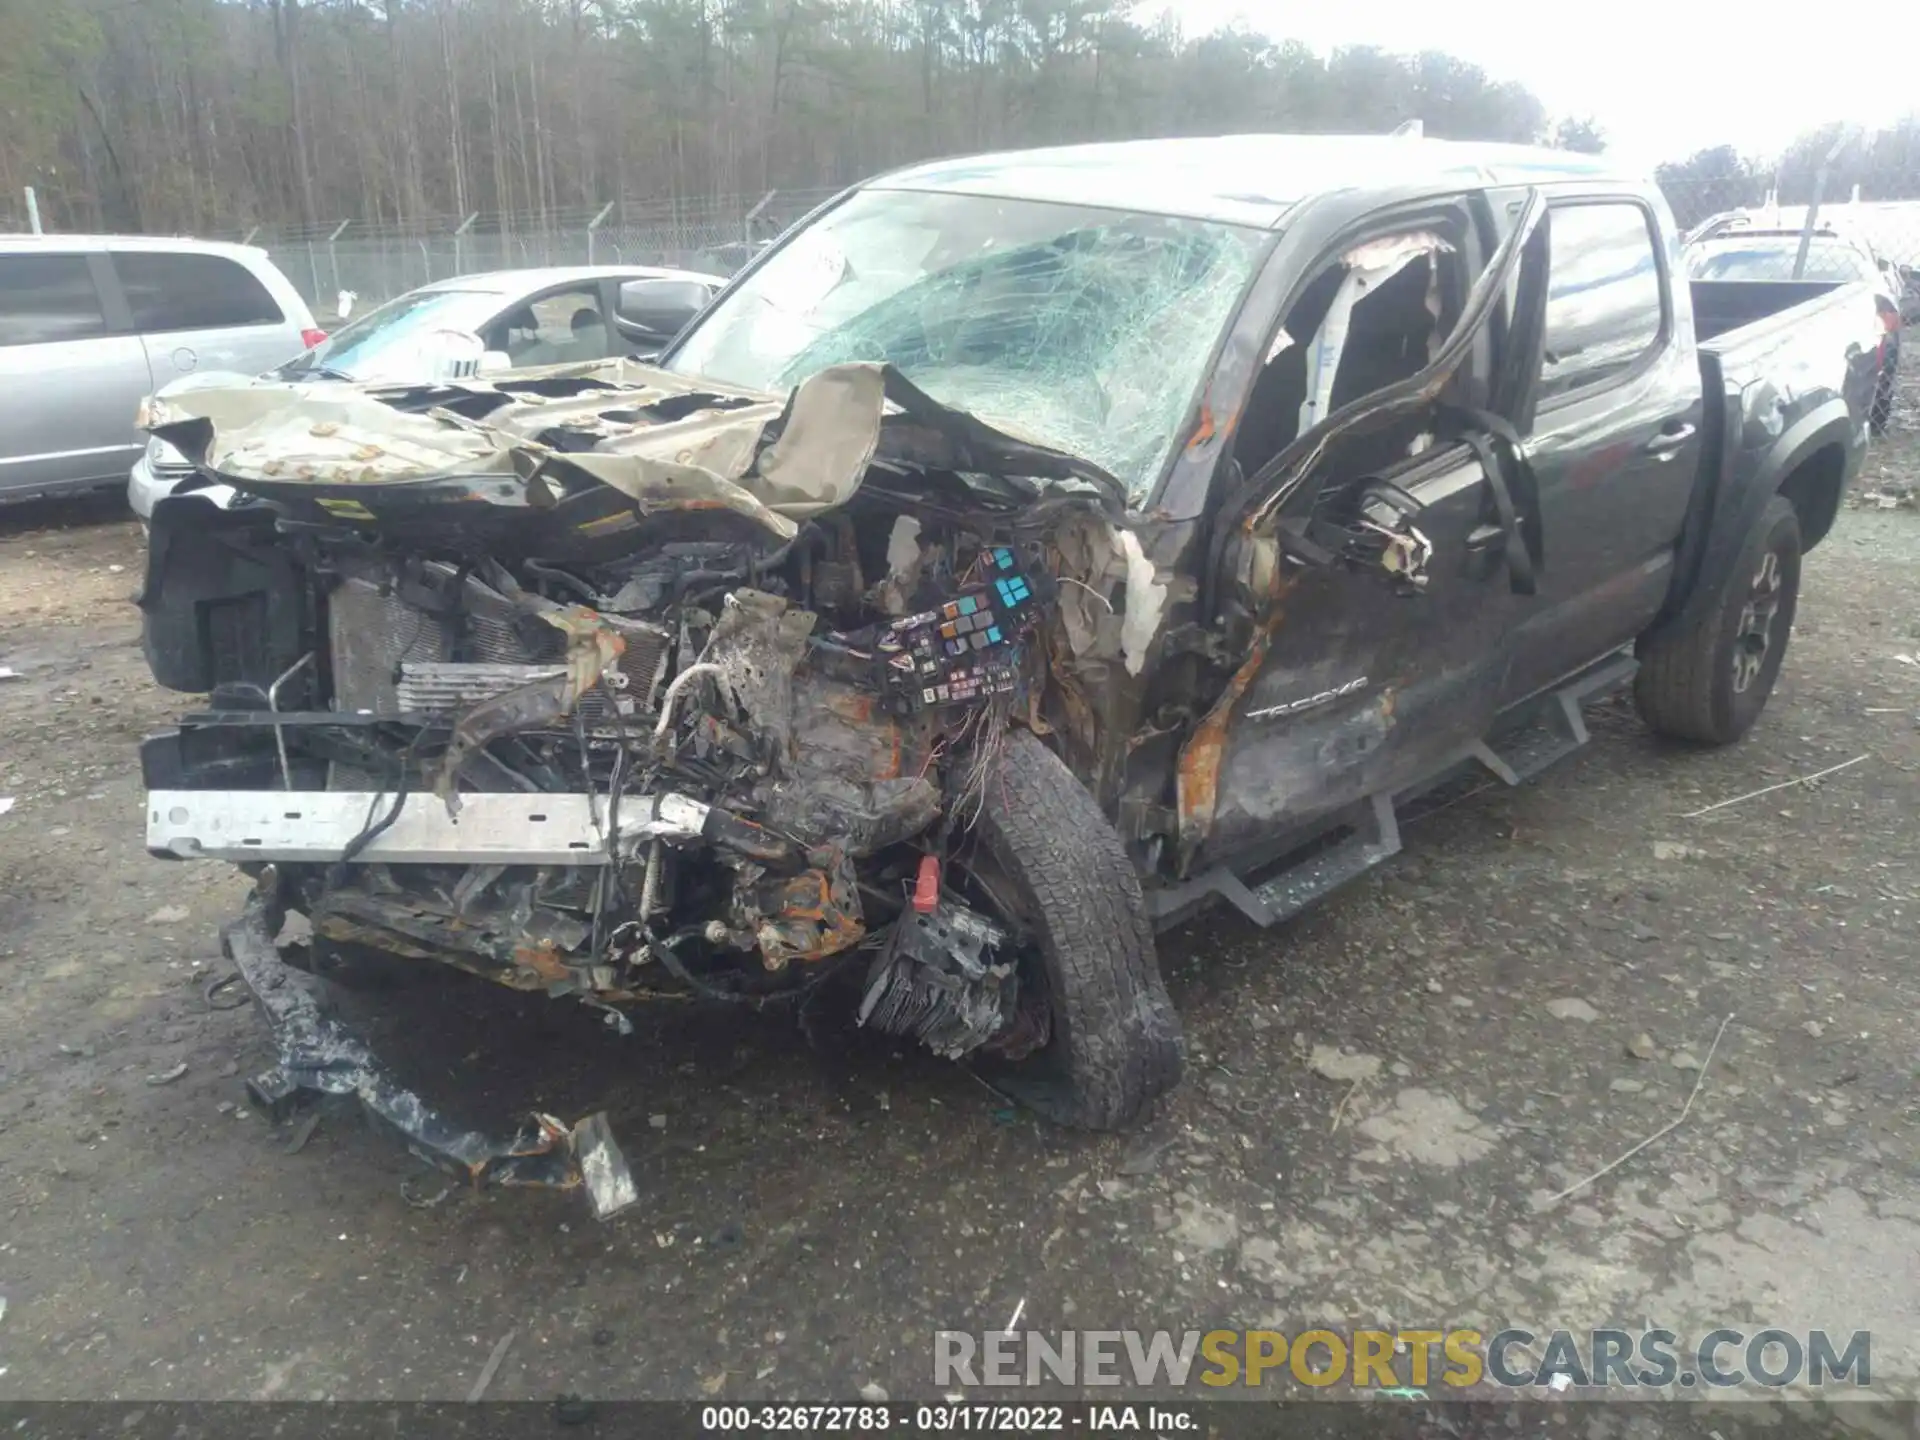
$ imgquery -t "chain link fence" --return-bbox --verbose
[251,177,1920,314]
[1659,178,1920,269]
[218,188,846,309]
[1656,176,1920,450]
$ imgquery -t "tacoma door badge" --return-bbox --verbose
[1247,675,1370,721]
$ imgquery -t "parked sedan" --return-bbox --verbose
[130,264,724,518]
[1683,226,1902,432]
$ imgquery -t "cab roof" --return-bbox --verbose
[871,133,1624,228]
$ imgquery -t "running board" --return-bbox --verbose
[1146,792,1401,930]
[1245,791,1402,926]
[1147,650,1637,932]
[1469,651,1638,786]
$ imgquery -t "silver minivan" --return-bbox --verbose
[0,235,319,503]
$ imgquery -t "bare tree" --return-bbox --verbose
[3,0,1610,235]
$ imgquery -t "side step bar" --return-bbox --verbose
[1149,650,1637,931]
[1468,651,1638,786]
[1246,792,1401,927]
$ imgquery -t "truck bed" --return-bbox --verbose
[1655,276,1880,645]
[1692,278,1880,427]
[1691,277,1860,343]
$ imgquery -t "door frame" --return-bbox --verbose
[1202,186,1549,627]
[1170,187,1552,867]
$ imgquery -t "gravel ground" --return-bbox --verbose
[0,423,1916,1416]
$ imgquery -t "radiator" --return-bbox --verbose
[329,561,673,722]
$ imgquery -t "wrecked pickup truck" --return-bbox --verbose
[135,136,1880,1214]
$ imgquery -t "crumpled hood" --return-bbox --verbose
[140,357,1125,539]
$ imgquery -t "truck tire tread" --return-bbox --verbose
[1635,494,1801,745]
[975,729,1184,1130]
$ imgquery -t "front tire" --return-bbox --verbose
[970,729,1184,1129]
[1635,494,1802,745]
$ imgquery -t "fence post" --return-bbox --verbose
[743,189,776,245]
[325,219,351,298]
[23,187,42,233]
[306,242,321,302]
[241,225,260,246]
[586,201,615,265]
[453,211,479,277]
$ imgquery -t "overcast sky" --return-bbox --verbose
[1147,0,1914,166]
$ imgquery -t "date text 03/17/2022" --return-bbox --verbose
[698,1403,1200,1433]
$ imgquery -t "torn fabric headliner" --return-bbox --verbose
[141,359,1128,539]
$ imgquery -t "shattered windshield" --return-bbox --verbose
[665,189,1267,503]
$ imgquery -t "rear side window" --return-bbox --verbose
[115,251,284,332]
[1541,203,1664,400]
[0,254,109,345]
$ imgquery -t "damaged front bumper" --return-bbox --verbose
[221,894,638,1220]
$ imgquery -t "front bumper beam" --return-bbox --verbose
[221,897,638,1219]
[150,788,712,865]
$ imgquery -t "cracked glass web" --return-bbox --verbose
[668,189,1267,504]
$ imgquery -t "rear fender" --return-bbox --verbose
[1648,394,1855,640]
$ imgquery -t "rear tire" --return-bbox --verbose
[1635,494,1801,745]
[970,729,1183,1129]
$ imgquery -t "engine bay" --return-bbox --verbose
[147,488,1080,1057]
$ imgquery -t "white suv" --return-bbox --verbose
[0,235,320,504]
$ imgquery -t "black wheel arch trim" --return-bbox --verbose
[1648,394,1857,643]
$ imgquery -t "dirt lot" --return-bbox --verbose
[1,422,1917,1411]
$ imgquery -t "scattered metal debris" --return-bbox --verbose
[1681,754,1868,817]
[1329,1081,1363,1133]
[222,901,638,1219]
[467,1328,517,1402]
[281,1111,322,1155]
[1539,1013,1735,1208]
[202,974,250,1012]
[1003,1297,1027,1334]
[401,1179,454,1209]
